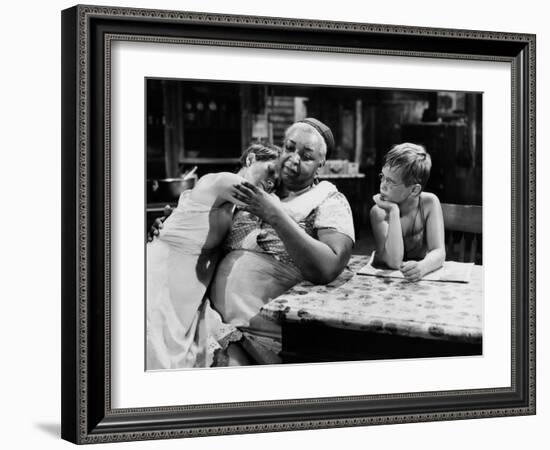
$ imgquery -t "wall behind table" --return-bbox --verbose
[1,0,545,449]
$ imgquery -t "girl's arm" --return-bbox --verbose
[369,195,404,269]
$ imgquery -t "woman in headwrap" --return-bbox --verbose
[211,119,355,364]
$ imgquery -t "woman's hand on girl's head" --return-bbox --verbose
[231,181,282,223]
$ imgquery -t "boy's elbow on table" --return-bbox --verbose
[380,252,403,270]
[432,246,446,266]
[439,248,446,265]
[423,248,445,273]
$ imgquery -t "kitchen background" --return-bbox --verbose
[146,78,482,255]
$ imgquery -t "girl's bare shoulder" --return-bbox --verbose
[196,172,244,189]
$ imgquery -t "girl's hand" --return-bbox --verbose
[231,181,283,223]
[372,194,399,213]
[400,260,426,282]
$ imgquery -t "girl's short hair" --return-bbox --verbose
[239,142,282,166]
[384,143,432,188]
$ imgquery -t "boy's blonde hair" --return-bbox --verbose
[384,143,432,188]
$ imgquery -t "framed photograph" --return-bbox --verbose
[61,4,535,444]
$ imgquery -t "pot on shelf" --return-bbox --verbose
[157,177,197,201]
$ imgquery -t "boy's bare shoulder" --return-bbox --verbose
[421,192,442,211]
[421,192,440,203]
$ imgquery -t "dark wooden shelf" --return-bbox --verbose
[179,157,240,164]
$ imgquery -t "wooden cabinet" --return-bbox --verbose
[318,175,368,239]
[147,80,244,180]
[401,122,481,205]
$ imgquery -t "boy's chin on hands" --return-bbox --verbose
[373,193,398,211]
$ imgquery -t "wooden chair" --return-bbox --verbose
[441,203,482,264]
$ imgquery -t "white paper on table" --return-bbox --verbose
[357,252,474,283]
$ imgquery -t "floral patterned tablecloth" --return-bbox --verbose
[260,255,483,344]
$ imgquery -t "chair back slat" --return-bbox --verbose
[441,203,482,234]
[441,203,482,263]
[470,235,478,263]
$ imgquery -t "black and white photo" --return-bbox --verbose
[145,79,484,369]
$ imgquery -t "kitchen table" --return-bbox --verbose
[260,255,483,363]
